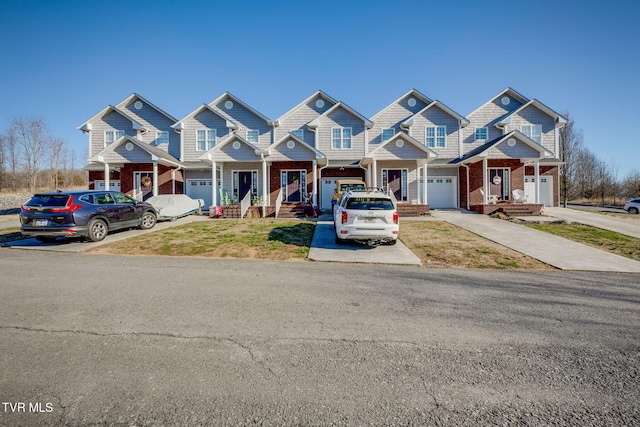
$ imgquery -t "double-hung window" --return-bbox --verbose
[381,128,395,141]
[155,131,169,146]
[246,130,259,144]
[521,124,542,143]
[475,127,488,141]
[425,126,446,148]
[196,129,216,151]
[332,127,352,149]
[104,130,125,146]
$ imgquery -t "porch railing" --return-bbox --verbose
[240,191,251,219]
[275,188,283,218]
[386,185,398,208]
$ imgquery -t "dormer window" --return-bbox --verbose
[475,127,488,141]
[197,129,216,151]
[332,128,352,149]
[382,128,395,141]
[246,130,259,143]
[104,130,124,146]
[521,124,542,143]
[155,131,169,146]
[291,129,304,140]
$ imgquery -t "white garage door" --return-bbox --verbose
[320,177,360,210]
[186,180,213,209]
[524,176,554,207]
[426,177,457,208]
[95,180,121,192]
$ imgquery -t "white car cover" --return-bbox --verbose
[146,194,204,220]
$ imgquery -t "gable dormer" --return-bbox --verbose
[207,92,274,148]
[77,105,145,157]
[173,104,238,162]
[369,89,433,147]
[307,101,372,159]
[274,90,338,147]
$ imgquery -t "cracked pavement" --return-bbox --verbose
[0,250,639,425]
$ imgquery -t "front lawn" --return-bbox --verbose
[525,223,640,262]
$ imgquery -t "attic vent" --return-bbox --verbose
[501,96,510,106]
[232,141,241,149]
[507,138,516,147]
[125,142,134,151]
[225,101,234,110]
[134,101,143,110]
[287,140,296,149]
[315,99,325,108]
[408,98,416,107]
[396,139,405,148]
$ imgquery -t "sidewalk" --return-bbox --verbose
[431,210,640,273]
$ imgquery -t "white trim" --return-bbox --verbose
[331,127,352,149]
[521,124,542,144]
[381,168,409,202]
[381,128,395,141]
[280,169,307,202]
[474,127,488,142]
[232,169,260,201]
[196,129,217,151]
[246,129,259,144]
[425,125,446,148]
[155,131,169,146]
[104,130,124,148]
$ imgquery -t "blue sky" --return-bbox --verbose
[1,0,638,177]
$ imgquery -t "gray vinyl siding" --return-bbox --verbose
[103,143,151,163]
[370,97,429,147]
[503,105,556,153]
[464,97,524,152]
[210,97,271,149]
[185,170,212,180]
[428,168,458,178]
[120,99,180,158]
[315,107,366,159]
[209,140,261,162]
[181,110,231,162]
[372,140,429,161]
[267,141,317,162]
[276,95,335,147]
[408,106,460,158]
[375,160,420,203]
[487,140,541,159]
[90,111,136,157]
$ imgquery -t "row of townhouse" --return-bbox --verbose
[78,88,567,213]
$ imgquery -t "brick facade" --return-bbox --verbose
[88,165,184,197]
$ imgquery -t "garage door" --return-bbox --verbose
[95,180,121,192]
[524,176,553,207]
[320,177,360,210]
[186,180,213,209]
[426,177,457,208]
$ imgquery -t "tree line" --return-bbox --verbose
[0,116,86,193]
[559,112,640,206]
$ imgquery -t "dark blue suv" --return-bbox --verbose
[20,190,157,242]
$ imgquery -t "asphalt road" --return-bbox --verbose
[0,251,639,426]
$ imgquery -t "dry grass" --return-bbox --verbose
[400,221,553,270]
[87,219,315,261]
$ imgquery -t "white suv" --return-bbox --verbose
[333,189,399,245]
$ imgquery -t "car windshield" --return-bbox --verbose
[340,183,365,191]
[345,197,394,210]
[26,195,70,207]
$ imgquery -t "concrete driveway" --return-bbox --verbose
[5,215,210,253]
[432,209,640,273]
[545,206,640,239]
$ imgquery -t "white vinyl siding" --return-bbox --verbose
[475,127,488,141]
[332,127,352,149]
[104,130,124,146]
[521,124,542,143]
[426,126,446,148]
[246,129,259,143]
[196,129,216,151]
[381,128,395,141]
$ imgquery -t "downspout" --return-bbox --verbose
[318,160,330,210]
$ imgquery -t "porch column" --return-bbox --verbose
[152,162,158,196]
[262,155,268,217]
[366,164,372,187]
[534,160,541,204]
[312,160,317,206]
[372,159,377,188]
[103,163,110,191]
[482,157,488,204]
[171,169,176,194]
[211,160,218,207]
[422,159,428,205]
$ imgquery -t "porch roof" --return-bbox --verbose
[88,135,183,167]
[451,131,553,165]
[198,132,262,162]
[260,133,327,164]
[363,131,437,164]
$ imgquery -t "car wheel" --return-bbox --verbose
[140,211,157,229]
[629,207,639,214]
[87,219,108,242]
[387,239,397,245]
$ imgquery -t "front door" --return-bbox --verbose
[489,168,510,201]
[383,169,406,202]
[134,172,154,201]
[281,170,306,202]
[238,171,252,202]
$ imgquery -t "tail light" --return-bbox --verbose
[341,211,348,224]
[52,196,82,212]
[21,204,32,213]
[393,212,399,224]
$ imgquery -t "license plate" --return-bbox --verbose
[35,219,48,226]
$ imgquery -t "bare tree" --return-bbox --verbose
[621,170,640,198]
[9,116,50,192]
[48,138,66,189]
[559,112,584,206]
